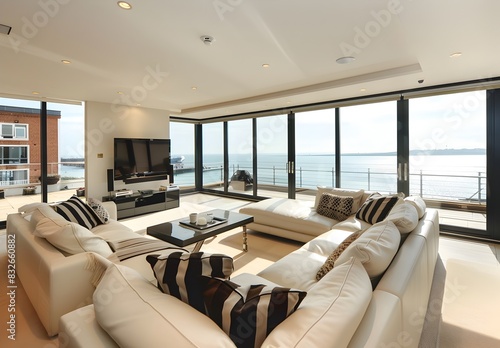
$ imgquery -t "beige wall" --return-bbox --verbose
[85,101,170,199]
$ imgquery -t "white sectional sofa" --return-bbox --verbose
[56,190,441,348]
[6,199,178,337]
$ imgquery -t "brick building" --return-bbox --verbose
[0,105,61,186]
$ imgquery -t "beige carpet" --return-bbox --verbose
[439,259,500,348]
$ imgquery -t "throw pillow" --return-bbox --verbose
[355,193,400,224]
[54,195,102,230]
[314,187,364,213]
[34,217,113,257]
[146,251,234,314]
[316,230,364,280]
[316,193,353,221]
[203,277,306,348]
[87,197,110,224]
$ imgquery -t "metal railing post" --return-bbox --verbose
[368,168,371,191]
[420,170,423,197]
[478,171,482,203]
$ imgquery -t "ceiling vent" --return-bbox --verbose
[200,35,214,45]
[0,24,12,35]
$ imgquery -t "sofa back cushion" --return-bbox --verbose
[94,264,236,348]
[146,250,234,314]
[335,220,400,283]
[383,201,419,235]
[314,187,365,214]
[404,195,426,219]
[34,217,113,257]
[261,257,372,348]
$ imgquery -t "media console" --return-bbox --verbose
[103,186,180,219]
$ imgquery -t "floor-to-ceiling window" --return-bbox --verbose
[228,119,254,196]
[169,122,195,188]
[295,109,336,200]
[256,114,288,197]
[339,101,398,193]
[47,101,85,203]
[0,98,85,224]
[409,90,487,233]
[202,122,224,189]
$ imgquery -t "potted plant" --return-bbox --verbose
[38,175,61,185]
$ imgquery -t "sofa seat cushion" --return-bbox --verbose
[93,264,236,348]
[331,215,373,234]
[239,198,336,236]
[91,219,134,236]
[257,248,327,291]
[261,257,372,348]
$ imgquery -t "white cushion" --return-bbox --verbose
[94,264,236,348]
[261,257,372,348]
[29,205,62,230]
[404,195,426,219]
[34,217,113,257]
[384,202,419,235]
[314,187,365,213]
[335,220,400,281]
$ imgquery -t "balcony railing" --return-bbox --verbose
[208,164,487,205]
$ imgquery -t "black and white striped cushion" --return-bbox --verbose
[146,251,234,313]
[203,277,306,348]
[54,195,102,229]
[356,193,399,224]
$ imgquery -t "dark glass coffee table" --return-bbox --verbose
[147,209,254,252]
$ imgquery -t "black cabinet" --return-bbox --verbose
[104,186,179,219]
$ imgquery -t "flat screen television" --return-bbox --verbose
[114,138,171,182]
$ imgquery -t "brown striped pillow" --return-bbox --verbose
[356,193,400,224]
[203,277,306,348]
[146,251,234,314]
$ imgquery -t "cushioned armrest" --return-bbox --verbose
[101,201,117,220]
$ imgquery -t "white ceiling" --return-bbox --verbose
[1,0,499,119]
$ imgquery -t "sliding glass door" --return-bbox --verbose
[340,101,398,193]
[409,91,487,234]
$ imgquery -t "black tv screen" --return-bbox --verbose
[114,138,171,181]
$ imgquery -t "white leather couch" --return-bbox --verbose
[57,193,441,348]
[6,201,168,337]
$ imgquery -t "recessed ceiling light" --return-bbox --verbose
[450,52,462,58]
[117,91,124,95]
[336,56,356,64]
[360,88,366,92]
[117,1,132,10]
[61,60,71,64]
[262,64,270,68]
[191,86,197,90]
[32,91,39,95]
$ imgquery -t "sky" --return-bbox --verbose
[0,89,487,158]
